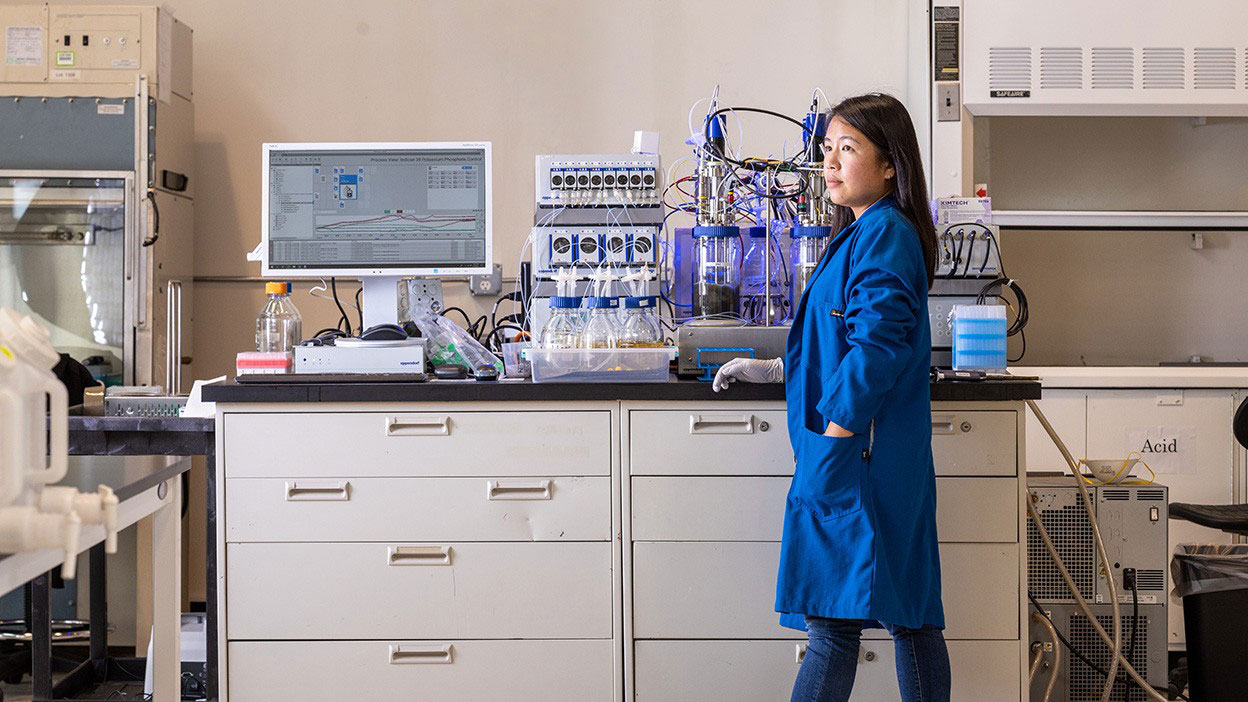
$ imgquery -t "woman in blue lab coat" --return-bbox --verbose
[713,93,946,702]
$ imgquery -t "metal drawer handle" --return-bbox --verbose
[795,643,807,664]
[931,415,957,435]
[385,415,451,436]
[284,481,350,501]
[389,643,454,664]
[387,545,452,566]
[487,479,552,500]
[689,414,755,435]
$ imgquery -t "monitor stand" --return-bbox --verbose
[359,276,403,329]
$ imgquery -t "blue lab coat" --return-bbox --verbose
[776,195,945,632]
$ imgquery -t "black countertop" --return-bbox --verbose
[204,377,1041,404]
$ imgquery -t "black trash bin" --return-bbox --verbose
[1172,544,1248,702]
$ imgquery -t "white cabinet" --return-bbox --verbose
[1086,389,1237,647]
[630,476,1016,543]
[631,542,1019,641]
[218,399,1027,701]
[629,410,794,475]
[218,405,619,702]
[634,640,1021,702]
[1024,391,1087,472]
[228,640,615,702]
[226,476,611,542]
[227,541,613,640]
[624,402,1027,701]
[224,410,612,478]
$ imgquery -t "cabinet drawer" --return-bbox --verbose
[224,411,611,478]
[629,409,793,475]
[226,476,610,542]
[932,410,1018,476]
[226,542,611,639]
[229,639,613,702]
[633,639,1020,701]
[631,477,1018,543]
[631,542,1018,640]
[629,410,1017,477]
[936,478,1018,543]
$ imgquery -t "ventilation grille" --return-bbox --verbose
[1143,47,1185,89]
[1194,47,1235,89]
[1069,613,1150,701]
[1041,47,1083,89]
[989,47,1033,92]
[1136,569,1166,591]
[1103,489,1130,501]
[1136,488,1166,501]
[1028,503,1096,600]
[1091,47,1133,89]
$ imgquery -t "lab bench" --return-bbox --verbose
[203,378,1039,702]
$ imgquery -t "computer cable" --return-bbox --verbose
[330,277,352,337]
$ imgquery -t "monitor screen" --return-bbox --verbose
[262,143,491,275]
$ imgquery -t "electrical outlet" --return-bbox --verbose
[403,278,444,315]
[470,263,503,296]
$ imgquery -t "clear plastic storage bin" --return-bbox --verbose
[951,304,1007,371]
[523,347,676,383]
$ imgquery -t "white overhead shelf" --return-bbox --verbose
[991,210,1248,230]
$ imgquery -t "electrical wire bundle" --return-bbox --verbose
[936,220,1032,363]
[659,86,827,327]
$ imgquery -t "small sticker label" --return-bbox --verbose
[51,69,80,81]
[990,90,1030,98]
[97,103,125,115]
[5,26,44,66]
[55,50,75,67]
[111,57,139,69]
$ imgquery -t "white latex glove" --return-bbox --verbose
[712,357,784,392]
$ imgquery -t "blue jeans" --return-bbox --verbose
[790,617,951,702]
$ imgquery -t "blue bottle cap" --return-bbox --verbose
[586,296,620,309]
[692,225,741,238]
[624,296,657,309]
[791,225,833,238]
[549,296,583,309]
[745,226,767,238]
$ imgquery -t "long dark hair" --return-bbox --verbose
[828,93,937,287]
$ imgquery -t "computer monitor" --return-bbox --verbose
[261,141,492,328]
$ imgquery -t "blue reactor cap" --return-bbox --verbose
[745,226,767,238]
[549,296,583,309]
[707,112,727,140]
[624,296,657,309]
[692,225,741,238]
[586,296,620,309]
[790,225,833,239]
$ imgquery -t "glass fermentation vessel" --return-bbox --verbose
[539,296,584,349]
[618,296,664,348]
[691,226,741,319]
[790,225,831,306]
[582,296,622,349]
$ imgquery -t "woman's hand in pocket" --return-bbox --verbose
[823,421,854,438]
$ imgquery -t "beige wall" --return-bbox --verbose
[156,0,917,379]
